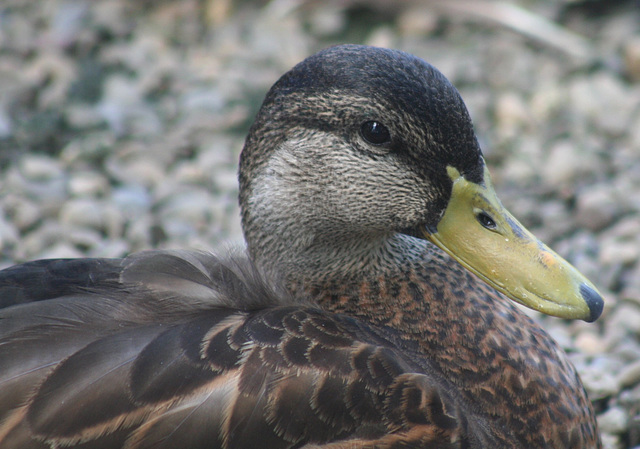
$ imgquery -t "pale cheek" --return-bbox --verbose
[328,181,428,230]
[265,140,430,230]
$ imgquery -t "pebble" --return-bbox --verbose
[172,161,209,185]
[60,131,116,163]
[598,219,640,266]
[105,154,166,188]
[624,36,640,81]
[569,73,636,136]
[98,206,123,240]
[157,189,214,231]
[599,241,639,267]
[607,303,640,339]
[543,140,594,186]
[213,170,240,195]
[598,407,629,434]
[620,265,640,302]
[36,242,85,260]
[87,238,130,258]
[50,2,89,48]
[19,154,64,182]
[618,360,640,389]
[529,80,564,122]
[0,211,20,253]
[93,0,130,37]
[97,75,162,137]
[111,185,152,220]
[124,215,155,250]
[59,199,106,231]
[0,10,35,55]
[538,200,572,240]
[574,331,608,356]
[64,226,105,252]
[397,6,439,36]
[580,358,623,400]
[575,184,621,232]
[23,53,76,108]
[600,433,622,449]
[68,171,109,197]
[3,197,41,231]
[0,105,12,138]
[65,104,105,129]
[9,158,68,209]
[607,215,640,239]
[494,92,530,140]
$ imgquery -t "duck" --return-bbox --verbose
[0,44,604,449]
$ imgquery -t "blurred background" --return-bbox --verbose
[0,0,639,446]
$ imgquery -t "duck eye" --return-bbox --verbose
[476,211,497,230]
[360,121,391,145]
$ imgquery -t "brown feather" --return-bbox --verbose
[0,45,600,448]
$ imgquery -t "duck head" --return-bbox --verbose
[239,44,603,322]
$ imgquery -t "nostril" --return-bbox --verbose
[580,283,604,323]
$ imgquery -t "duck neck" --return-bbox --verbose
[246,224,418,294]
[244,219,444,339]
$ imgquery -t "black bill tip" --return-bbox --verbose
[580,283,604,322]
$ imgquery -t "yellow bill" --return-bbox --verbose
[426,164,604,322]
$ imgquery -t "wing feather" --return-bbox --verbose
[0,252,483,448]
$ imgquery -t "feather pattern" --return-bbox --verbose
[0,251,470,448]
[0,248,598,448]
[0,45,601,448]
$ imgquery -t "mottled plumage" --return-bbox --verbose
[0,45,601,448]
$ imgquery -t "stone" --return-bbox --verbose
[575,184,621,232]
[618,360,640,389]
[624,36,640,81]
[598,407,629,434]
[58,199,105,231]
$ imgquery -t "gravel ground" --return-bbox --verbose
[1,1,640,447]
